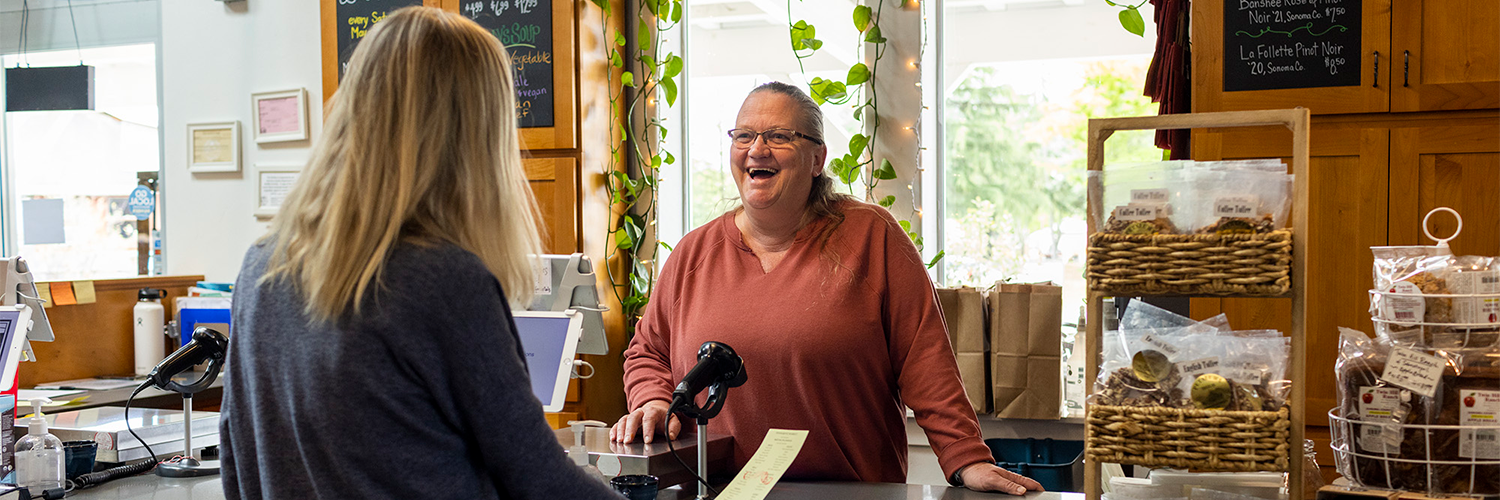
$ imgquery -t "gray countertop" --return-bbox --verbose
[65,474,1084,500]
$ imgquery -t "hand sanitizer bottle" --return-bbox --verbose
[567,420,610,486]
[16,398,63,496]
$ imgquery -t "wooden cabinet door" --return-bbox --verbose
[1389,119,1500,253]
[524,156,580,254]
[1193,0,1392,115]
[1191,126,1390,421]
[1391,0,1500,112]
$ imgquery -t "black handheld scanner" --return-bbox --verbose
[669,341,747,416]
[146,327,229,395]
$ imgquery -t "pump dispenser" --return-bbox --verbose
[16,398,63,495]
[567,420,610,486]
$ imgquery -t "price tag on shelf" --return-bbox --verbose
[1380,346,1446,398]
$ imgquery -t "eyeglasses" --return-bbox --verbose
[727,128,824,147]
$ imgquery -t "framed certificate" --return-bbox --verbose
[251,89,309,143]
[186,121,241,173]
[254,164,303,218]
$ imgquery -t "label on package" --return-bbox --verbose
[1357,386,1403,454]
[1213,195,1260,217]
[1140,334,1182,357]
[1113,204,1160,222]
[1459,390,1500,459]
[1221,361,1266,385]
[1131,189,1170,205]
[1382,281,1426,327]
[1450,270,1500,326]
[1177,357,1221,380]
[1380,346,1446,398]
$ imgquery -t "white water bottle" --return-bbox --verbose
[133,288,166,376]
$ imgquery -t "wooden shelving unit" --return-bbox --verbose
[1082,109,1311,499]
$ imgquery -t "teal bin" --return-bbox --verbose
[984,438,1085,492]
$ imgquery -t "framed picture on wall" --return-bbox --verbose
[254,164,303,218]
[251,89,309,143]
[186,121,241,173]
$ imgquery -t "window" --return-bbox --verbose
[2,44,161,280]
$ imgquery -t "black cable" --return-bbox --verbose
[665,425,719,496]
[18,0,28,67]
[125,382,159,466]
[65,0,83,65]
[64,458,156,491]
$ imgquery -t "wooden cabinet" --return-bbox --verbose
[1389,118,1500,252]
[1195,0,1498,115]
[524,156,580,255]
[1391,0,1500,112]
[1191,125,1390,420]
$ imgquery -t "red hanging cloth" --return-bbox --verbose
[1143,0,1191,159]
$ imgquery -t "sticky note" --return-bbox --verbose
[715,429,809,500]
[71,281,96,304]
[37,285,52,308]
[49,282,76,306]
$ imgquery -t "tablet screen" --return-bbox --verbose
[512,314,577,411]
[0,311,17,369]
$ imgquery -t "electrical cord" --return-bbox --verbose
[125,382,159,466]
[665,427,719,496]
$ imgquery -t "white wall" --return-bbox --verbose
[160,0,322,282]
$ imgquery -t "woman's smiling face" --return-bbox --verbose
[730,91,827,217]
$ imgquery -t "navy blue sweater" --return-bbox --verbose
[221,241,619,499]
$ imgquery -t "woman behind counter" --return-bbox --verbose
[220,8,620,500]
[611,82,1043,495]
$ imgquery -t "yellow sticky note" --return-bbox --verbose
[716,429,809,500]
[72,281,97,304]
[36,285,52,308]
[49,282,76,306]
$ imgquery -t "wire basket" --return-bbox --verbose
[1369,289,1500,349]
[1329,408,1500,496]
[1086,230,1292,297]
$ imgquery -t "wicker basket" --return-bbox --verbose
[1086,230,1292,296]
[1086,405,1291,472]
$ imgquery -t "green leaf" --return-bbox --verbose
[899,220,912,232]
[853,5,872,32]
[793,20,808,29]
[864,25,885,43]
[624,218,644,247]
[638,19,652,49]
[643,175,658,188]
[622,71,635,87]
[671,1,683,23]
[848,134,869,156]
[662,77,679,106]
[846,63,870,86]
[853,105,863,120]
[644,0,659,16]
[659,240,675,251]
[873,159,898,180]
[651,154,663,169]
[911,235,923,247]
[664,55,684,78]
[641,55,657,78]
[611,50,623,68]
[1119,6,1146,37]
[926,250,945,269]
[614,32,626,48]
[631,260,651,292]
[664,151,676,165]
[615,229,634,249]
[877,195,895,208]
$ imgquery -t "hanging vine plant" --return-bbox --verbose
[586,0,684,331]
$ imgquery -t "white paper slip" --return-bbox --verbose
[715,429,809,500]
[34,378,142,391]
[17,389,85,402]
[1379,346,1446,398]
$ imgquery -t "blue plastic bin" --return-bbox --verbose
[983,438,1085,492]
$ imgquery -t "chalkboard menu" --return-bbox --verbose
[336,0,425,80]
[1224,0,1361,92]
[459,0,556,128]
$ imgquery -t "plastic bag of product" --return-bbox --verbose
[1093,326,1289,411]
[1090,161,1187,235]
[1177,163,1292,235]
[1372,249,1499,349]
[1119,299,1231,334]
[1169,331,1290,411]
[1441,256,1500,348]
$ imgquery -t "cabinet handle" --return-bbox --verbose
[1403,50,1410,87]
[1372,51,1380,88]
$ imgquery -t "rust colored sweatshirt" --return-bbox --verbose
[623,201,994,483]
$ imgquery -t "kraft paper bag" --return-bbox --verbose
[936,287,987,354]
[989,283,1063,357]
[991,354,1061,420]
[955,352,989,414]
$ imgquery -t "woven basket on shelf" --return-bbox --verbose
[1086,230,1292,296]
[1086,405,1291,472]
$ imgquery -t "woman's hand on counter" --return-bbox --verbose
[609,399,680,444]
[959,463,1044,496]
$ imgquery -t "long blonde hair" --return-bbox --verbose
[261,7,541,322]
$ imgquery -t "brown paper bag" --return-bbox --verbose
[989,283,1062,357]
[936,287,989,413]
[991,354,1061,419]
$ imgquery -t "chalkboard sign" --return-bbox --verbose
[336,0,426,80]
[1223,0,1361,92]
[459,0,556,128]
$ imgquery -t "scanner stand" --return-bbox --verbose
[155,393,220,477]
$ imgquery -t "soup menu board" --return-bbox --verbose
[458,0,556,128]
[334,0,427,81]
[1223,0,1361,92]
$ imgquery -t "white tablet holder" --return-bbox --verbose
[528,254,610,379]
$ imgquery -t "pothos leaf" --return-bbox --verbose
[622,71,635,87]
[878,195,896,208]
[846,63,870,86]
[864,25,886,43]
[638,19,652,49]
[611,50,623,68]
[614,32,626,48]
[926,250,945,269]
[873,158,898,180]
[664,54,684,78]
[1119,6,1146,37]
[853,5,872,32]
[662,76,679,107]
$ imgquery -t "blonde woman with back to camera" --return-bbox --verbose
[219,8,620,500]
